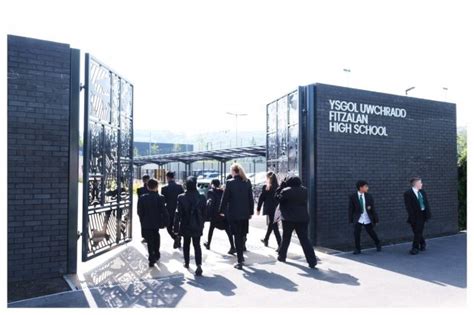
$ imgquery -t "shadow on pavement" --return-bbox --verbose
[83,246,187,307]
[242,266,298,292]
[285,261,360,286]
[186,274,237,296]
[336,233,466,288]
[90,275,186,307]
[8,290,90,308]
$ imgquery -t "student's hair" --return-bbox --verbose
[142,174,150,182]
[410,176,422,186]
[356,180,369,190]
[185,176,197,191]
[266,171,279,191]
[147,178,158,190]
[230,163,248,182]
[226,174,233,180]
[166,171,175,179]
[285,175,302,187]
[211,179,221,188]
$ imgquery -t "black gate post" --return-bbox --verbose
[67,48,80,273]
[304,85,317,246]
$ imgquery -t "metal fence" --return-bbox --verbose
[82,54,134,261]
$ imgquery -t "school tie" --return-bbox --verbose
[359,194,364,211]
[417,191,425,210]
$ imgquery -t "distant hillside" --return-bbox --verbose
[134,129,265,151]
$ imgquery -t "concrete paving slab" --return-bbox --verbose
[8,214,466,308]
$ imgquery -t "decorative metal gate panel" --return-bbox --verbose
[82,54,134,261]
[266,89,300,182]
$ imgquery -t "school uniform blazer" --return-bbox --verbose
[348,192,379,225]
[404,189,432,224]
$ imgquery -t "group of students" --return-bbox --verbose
[349,177,431,255]
[137,163,432,277]
[137,163,317,276]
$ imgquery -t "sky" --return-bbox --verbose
[1,0,473,135]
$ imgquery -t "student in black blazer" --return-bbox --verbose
[348,180,381,254]
[257,171,281,249]
[137,174,150,242]
[203,179,236,254]
[161,171,185,248]
[137,179,167,267]
[404,176,432,255]
[137,174,150,198]
[219,163,254,270]
[175,176,206,276]
[275,175,317,269]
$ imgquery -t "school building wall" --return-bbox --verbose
[312,84,458,249]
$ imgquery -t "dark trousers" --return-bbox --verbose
[183,236,202,265]
[166,210,176,240]
[229,220,248,263]
[139,219,145,238]
[354,222,380,250]
[279,221,317,266]
[263,215,281,246]
[207,222,235,249]
[143,229,160,262]
[411,219,426,249]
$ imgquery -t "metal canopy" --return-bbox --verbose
[133,145,266,165]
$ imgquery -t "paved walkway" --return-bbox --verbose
[8,215,466,307]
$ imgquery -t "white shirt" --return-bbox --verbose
[412,187,425,210]
[357,192,372,224]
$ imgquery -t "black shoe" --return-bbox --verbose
[195,266,203,276]
[410,248,419,255]
[234,263,243,270]
[184,262,189,269]
[228,248,236,255]
[420,244,426,251]
[376,245,382,252]
[173,237,179,249]
[353,249,361,255]
[308,264,317,269]
[277,256,286,263]
[204,242,210,250]
[261,239,268,247]
[149,261,155,267]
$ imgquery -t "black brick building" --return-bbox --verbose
[266,83,458,250]
[7,35,79,281]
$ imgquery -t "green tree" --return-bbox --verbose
[457,130,467,230]
[150,143,159,155]
[196,136,205,151]
[173,143,182,153]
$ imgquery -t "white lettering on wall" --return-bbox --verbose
[328,99,407,137]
